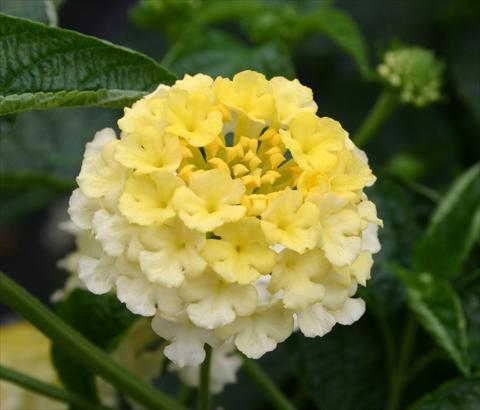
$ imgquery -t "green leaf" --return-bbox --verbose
[393,265,470,375]
[285,316,387,410]
[306,5,372,78]
[165,30,294,79]
[409,376,480,410]
[0,0,58,25]
[414,163,480,280]
[0,13,176,115]
[244,3,372,78]
[51,289,137,400]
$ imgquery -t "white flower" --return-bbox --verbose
[152,314,219,367]
[216,302,293,359]
[170,341,242,394]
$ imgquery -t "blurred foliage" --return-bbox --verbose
[286,315,387,410]
[1,0,480,409]
[164,30,295,79]
[131,0,372,78]
[51,289,137,403]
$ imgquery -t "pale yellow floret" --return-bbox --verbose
[115,128,182,174]
[118,97,166,134]
[165,88,223,147]
[269,249,329,309]
[214,70,274,123]
[260,189,320,253]
[201,218,276,285]
[180,270,258,329]
[241,194,269,216]
[138,218,206,288]
[119,170,183,225]
[172,169,246,232]
[297,147,374,201]
[269,76,317,126]
[280,113,345,172]
[216,301,293,359]
[77,128,124,199]
[336,251,373,286]
[174,73,214,93]
[308,193,362,266]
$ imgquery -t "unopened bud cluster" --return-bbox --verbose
[377,47,443,107]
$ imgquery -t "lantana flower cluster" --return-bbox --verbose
[65,70,381,367]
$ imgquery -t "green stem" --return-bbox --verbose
[0,271,185,410]
[199,344,212,410]
[242,356,296,410]
[386,315,417,410]
[0,365,111,410]
[353,90,399,148]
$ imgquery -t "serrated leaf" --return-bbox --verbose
[409,376,480,410]
[414,163,480,280]
[0,13,176,115]
[393,265,470,375]
[51,289,137,400]
[285,316,387,410]
[166,30,294,79]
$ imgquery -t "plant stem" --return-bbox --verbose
[0,271,185,410]
[199,344,212,410]
[242,356,297,410]
[0,365,111,410]
[386,315,417,410]
[353,90,399,148]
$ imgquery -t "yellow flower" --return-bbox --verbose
[269,76,317,126]
[214,70,274,122]
[180,270,258,328]
[165,88,223,147]
[119,170,184,225]
[269,249,328,309]
[0,322,66,410]
[115,128,182,174]
[139,218,206,287]
[201,218,276,284]
[172,169,246,232]
[66,70,381,365]
[216,301,293,359]
[260,189,320,253]
[76,128,124,199]
[280,113,345,172]
[309,193,362,266]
